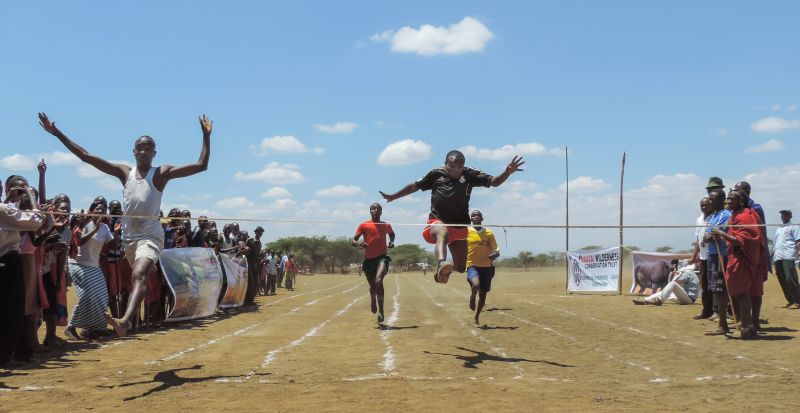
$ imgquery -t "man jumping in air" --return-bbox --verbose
[466,209,499,325]
[39,112,212,336]
[352,203,395,323]
[380,150,523,283]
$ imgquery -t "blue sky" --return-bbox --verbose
[2,1,799,255]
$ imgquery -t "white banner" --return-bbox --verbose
[567,247,621,293]
[629,251,691,295]
[218,253,248,308]
[159,248,224,322]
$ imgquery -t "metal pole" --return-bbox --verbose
[618,152,626,295]
[564,146,570,292]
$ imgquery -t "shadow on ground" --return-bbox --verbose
[424,347,575,369]
[378,324,419,331]
[103,365,270,401]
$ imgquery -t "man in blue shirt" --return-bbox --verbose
[703,188,732,335]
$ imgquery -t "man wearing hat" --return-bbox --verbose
[773,210,800,309]
[705,176,725,194]
[243,226,265,306]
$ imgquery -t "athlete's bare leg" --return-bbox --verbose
[475,290,488,325]
[366,278,377,313]
[469,276,480,311]
[112,257,154,336]
[375,261,388,322]
[448,239,468,273]
[430,225,451,282]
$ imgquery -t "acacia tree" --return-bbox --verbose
[655,245,673,253]
[518,251,534,272]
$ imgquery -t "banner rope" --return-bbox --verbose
[34,210,783,229]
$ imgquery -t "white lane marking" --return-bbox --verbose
[260,296,363,369]
[0,385,64,392]
[517,297,796,374]
[413,278,526,380]
[380,275,401,373]
[440,280,667,382]
[216,293,366,383]
[492,304,669,382]
[143,282,360,365]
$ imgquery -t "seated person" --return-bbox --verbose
[634,262,699,306]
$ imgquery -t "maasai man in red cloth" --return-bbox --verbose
[712,188,768,339]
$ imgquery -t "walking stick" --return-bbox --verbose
[713,237,740,332]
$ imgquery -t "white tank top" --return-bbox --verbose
[122,166,164,243]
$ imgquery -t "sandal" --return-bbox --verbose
[110,318,131,337]
[704,328,730,336]
[436,261,453,284]
[64,326,80,341]
[740,328,758,340]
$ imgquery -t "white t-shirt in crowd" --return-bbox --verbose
[694,213,710,260]
[774,222,800,262]
[75,221,113,267]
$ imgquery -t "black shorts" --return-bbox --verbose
[362,256,391,283]
[467,266,495,293]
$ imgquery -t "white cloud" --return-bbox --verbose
[316,185,363,197]
[789,104,798,112]
[745,139,785,154]
[0,154,36,170]
[502,180,539,192]
[40,151,81,166]
[215,196,253,210]
[377,139,431,166]
[558,176,610,192]
[460,143,564,161]
[772,103,782,112]
[751,116,800,133]
[314,122,358,134]
[716,128,730,136]
[371,16,494,56]
[257,135,324,155]
[234,162,306,184]
[272,198,297,209]
[180,194,213,201]
[262,186,292,198]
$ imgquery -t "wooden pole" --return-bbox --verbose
[564,146,570,293]
[618,152,626,295]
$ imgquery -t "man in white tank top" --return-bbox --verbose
[38,112,212,336]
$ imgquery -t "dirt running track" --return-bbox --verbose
[2,268,800,412]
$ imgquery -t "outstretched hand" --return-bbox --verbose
[199,114,213,136]
[506,155,525,174]
[38,159,47,174]
[379,191,394,203]
[38,112,62,137]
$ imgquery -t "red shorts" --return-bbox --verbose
[422,219,468,245]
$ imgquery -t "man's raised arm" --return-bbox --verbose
[38,112,128,183]
[379,183,419,203]
[490,155,525,187]
[160,115,212,181]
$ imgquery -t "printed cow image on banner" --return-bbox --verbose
[567,247,621,293]
[159,248,224,321]
[629,251,692,295]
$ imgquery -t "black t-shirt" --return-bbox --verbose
[415,166,492,225]
[246,238,262,261]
